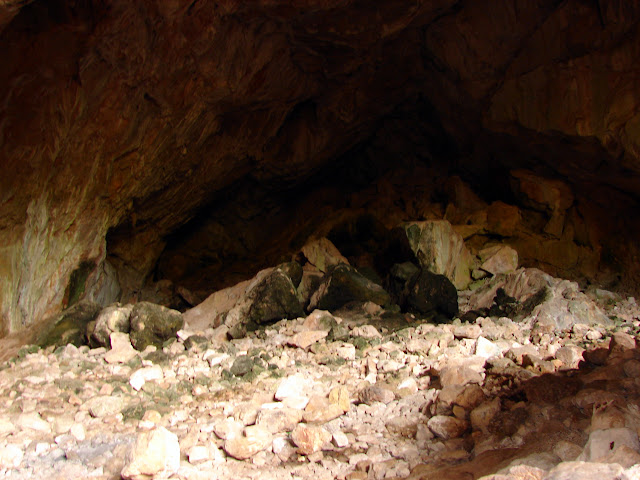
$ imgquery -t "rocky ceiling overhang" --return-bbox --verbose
[1,0,640,334]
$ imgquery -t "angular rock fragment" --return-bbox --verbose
[104,332,137,364]
[290,424,332,455]
[223,426,273,460]
[479,245,519,276]
[427,415,468,440]
[406,269,459,319]
[404,220,473,289]
[256,408,303,434]
[121,427,180,480]
[246,268,304,325]
[129,302,183,351]
[359,385,395,405]
[88,303,133,348]
[308,264,390,311]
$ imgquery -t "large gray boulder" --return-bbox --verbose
[406,270,459,319]
[245,268,304,325]
[308,264,390,311]
[36,301,102,348]
[184,263,304,338]
[404,220,474,290]
[129,302,184,351]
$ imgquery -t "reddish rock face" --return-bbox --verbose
[1,0,640,333]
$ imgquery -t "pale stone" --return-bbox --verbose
[454,384,486,410]
[495,464,546,479]
[475,336,501,358]
[213,418,244,440]
[555,345,584,369]
[70,423,86,441]
[404,220,474,289]
[130,365,164,391]
[255,408,303,434]
[187,445,210,464]
[121,427,180,480]
[453,324,482,339]
[439,365,484,387]
[224,425,273,460]
[85,395,124,418]
[16,412,51,433]
[544,461,624,480]
[272,436,296,462]
[287,330,328,349]
[302,310,338,330]
[282,396,310,410]
[275,375,310,401]
[290,424,332,455]
[578,428,640,462]
[599,444,640,468]
[427,415,468,439]
[204,350,230,367]
[141,410,162,424]
[0,418,15,436]
[396,377,419,395]
[610,332,636,355]
[334,343,356,360]
[300,237,349,273]
[104,332,138,364]
[329,386,350,412]
[91,304,133,347]
[360,385,395,405]
[351,325,382,339]
[386,414,421,438]
[332,431,349,448]
[0,444,23,468]
[303,402,344,424]
[553,440,584,462]
[479,245,518,275]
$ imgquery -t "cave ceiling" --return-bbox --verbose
[1,0,640,333]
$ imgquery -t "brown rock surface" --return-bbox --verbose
[1,0,640,335]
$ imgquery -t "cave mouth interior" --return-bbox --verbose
[105,94,640,309]
[3,0,640,333]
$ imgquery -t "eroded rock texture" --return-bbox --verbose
[1,0,640,333]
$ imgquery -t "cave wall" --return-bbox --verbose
[1,0,640,334]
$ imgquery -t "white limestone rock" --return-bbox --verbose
[129,365,164,391]
[104,332,138,364]
[121,427,180,480]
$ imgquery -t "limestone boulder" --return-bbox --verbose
[386,261,421,306]
[182,273,261,331]
[479,245,519,276]
[88,303,133,348]
[36,301,102,348]
[183,263,303,336]
[308,264,390,312]
[406,269,459,319]
[245,268,304,325]
[300,238,349,273]
[121,427,180,480]
[404,220,473,290]
[129,302,183,351]
[531,280,611,331]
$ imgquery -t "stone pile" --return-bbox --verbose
[0,268,638,480]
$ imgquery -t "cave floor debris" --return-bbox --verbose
[0,288,639,480]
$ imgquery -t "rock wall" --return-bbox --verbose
[1,0,640,334]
